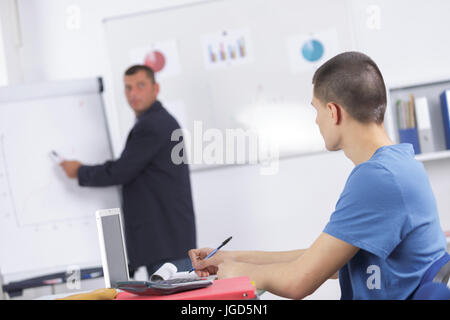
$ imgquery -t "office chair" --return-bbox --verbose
[411,251,450,300]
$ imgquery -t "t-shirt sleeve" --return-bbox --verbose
[323,163,409,260]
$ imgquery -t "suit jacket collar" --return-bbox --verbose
[136,100,163,121]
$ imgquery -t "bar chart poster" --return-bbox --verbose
[129,39,181,79]
[201,28,254,70]
[286,27,339,74]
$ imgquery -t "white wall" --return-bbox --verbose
[3,0,450,300]
[0,19,7,86]
[16,0,194,83]
[349,0,450,88]
[0,0,22,85]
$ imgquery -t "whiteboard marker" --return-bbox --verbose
[50,150,64,164]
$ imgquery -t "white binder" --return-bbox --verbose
[414,96,435,153]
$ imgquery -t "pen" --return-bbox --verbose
[189,236,232,273]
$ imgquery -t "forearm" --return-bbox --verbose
[77,163,121,187]
[77,160,141,187]
[220,233,356,299]
[251,257,340,299]
[250,261,315,300]
[229,249,306,265]
[234,251,339,298]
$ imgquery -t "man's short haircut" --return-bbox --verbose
[312,51,387,124]
[124,65,156,83]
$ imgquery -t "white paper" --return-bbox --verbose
[0,92,120,276]
[150,262,198,282]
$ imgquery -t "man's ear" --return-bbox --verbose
[327,102,342,125]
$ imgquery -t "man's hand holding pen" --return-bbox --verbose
[188,247,225,277]
[188,236,234,278]
[60,160,82,179]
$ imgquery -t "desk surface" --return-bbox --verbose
[36,277,257,300]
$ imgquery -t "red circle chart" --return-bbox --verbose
[144,50,166,73]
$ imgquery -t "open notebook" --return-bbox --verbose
[117,263,215,296]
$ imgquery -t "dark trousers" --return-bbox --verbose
[129,256,193,279]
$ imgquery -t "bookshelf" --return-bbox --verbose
[387,79,450,163]
[415,149,450,163]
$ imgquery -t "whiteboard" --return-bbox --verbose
[0,78,121,280]
[103,0,355,169]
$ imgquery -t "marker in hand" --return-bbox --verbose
[189,236,232,273]
[50,150,64,164]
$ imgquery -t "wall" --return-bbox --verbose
[16,0,193,83]
[3,0,450,300]
[0,18,7,86]
[0,0,21,85]
[349,0,450,88]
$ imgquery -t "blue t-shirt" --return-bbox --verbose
[323,143,447,300]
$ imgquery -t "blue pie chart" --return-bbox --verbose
[301,39,324,62]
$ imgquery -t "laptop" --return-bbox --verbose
[96,208,130,288]
[95,208,212,295]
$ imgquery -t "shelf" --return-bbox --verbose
[387,79,450,163]
[415,149,450,162]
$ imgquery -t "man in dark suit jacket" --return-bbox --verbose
[61,65,197,277]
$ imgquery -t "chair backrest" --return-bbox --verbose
[412,282,450,300]
[411,252,450,300]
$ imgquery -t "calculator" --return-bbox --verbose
[116,277,214,296]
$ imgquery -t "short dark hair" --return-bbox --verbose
[312,51,387,124]
[124,65,156,83]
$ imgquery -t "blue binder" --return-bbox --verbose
[399,128,421,154]
[440,90,450,150]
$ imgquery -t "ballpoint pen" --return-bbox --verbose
[189,236,232,273]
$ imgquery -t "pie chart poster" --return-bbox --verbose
[286,28,339,74]
[129,39,181,80]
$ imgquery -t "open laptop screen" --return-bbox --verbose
[96,208,129,288]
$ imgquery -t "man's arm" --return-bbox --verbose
[73,123,164,187]
[231,249,306,265]
[218,233,358,299]
[189,242,340,280]
[229,249,343,280]
[189,248,307,278]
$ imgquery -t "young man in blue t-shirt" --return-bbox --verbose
[188,51,448,299]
